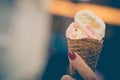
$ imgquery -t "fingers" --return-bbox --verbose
[61,75,76,80]
[68,52,98,80]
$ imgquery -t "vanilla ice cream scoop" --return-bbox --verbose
[66,10,106,40]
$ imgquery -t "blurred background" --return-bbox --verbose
[0,0,120,80]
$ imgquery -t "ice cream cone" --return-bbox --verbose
[66,10,105,78]
[67,38,103,75]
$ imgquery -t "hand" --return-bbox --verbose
[61,75,75,80]
[61,52,98,80]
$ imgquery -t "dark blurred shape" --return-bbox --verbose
[41,53,69,80]
[98,24,120,80]
[71,0,120,8]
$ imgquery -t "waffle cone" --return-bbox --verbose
[67,38,103,75]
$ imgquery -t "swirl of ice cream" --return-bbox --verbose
[66,10,106,40]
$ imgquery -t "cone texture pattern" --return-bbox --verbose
[67,38,103,75]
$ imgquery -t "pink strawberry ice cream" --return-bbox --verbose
[66,10,106,40]
[66,22,97,39]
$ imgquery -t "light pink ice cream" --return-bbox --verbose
[66,22,97,39]
[66,10,105,40]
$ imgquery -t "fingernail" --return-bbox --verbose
[68,52,76,60]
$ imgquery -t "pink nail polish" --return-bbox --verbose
[68,52,76,60]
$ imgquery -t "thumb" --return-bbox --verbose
[61,75,76,80]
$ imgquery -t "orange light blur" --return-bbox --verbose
[46,0,120,26]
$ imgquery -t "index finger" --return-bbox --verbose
[69,52,98,80]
